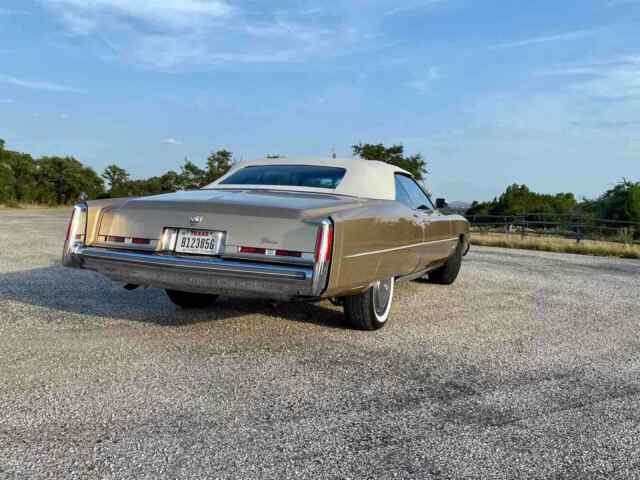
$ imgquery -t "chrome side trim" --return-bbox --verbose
[345,237,459,259]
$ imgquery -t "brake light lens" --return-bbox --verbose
[239,246,266,255]
[315,221,333,263]
[65,204,87,244]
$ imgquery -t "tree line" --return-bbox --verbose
[0,140,425,206]
[2,137,636,225]
[466,181,640,224]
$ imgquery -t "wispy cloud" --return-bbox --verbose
[162,138,182,145]
[607,0,640,6]
[490,29,599,50]
[0,7,30,15]
[0,74,84,93]
[541,56,640,100]
[384,0,448,16]
[40,0,368,68]
[406,67,441,93]
[42,0,232,32]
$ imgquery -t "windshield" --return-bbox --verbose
[219,165,347,190]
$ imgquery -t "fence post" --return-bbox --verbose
[576,223,581,244]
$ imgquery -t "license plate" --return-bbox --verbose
[175,229,223,256]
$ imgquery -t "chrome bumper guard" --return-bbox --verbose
[64,244,321,300]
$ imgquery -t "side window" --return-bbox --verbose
[394,176,414,209]
[395,174,433,211]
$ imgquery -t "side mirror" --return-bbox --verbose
[435,198,447,209]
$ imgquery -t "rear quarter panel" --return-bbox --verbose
[324,209,470,298]
[324,201,422,297]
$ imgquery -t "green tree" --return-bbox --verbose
[466,184,578,217]
[160,170,181,193]
[0,140,16,203]
[37,156,103,204]
[593,180,640,223]
[179,159,206,190]
[352,143,427,180]
[205,150,233,184]
[102,164,131,197]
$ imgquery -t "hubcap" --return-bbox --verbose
[373,278,393,318]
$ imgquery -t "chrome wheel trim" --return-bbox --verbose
[372,277,394,322]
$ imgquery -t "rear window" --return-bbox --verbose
[220,165,346,189]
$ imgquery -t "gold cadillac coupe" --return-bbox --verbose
[62,159,469,330]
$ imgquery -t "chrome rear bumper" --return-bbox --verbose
[64,244,320,300]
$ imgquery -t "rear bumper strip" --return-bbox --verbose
[64,244,320,300]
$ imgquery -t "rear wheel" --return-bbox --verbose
[343,277,395,330]
[429,239,463,285]
[165,289,218,309]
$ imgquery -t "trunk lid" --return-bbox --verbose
[95,189,363,254]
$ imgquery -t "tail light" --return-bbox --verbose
[62,203,87,267]
[65,204,87,244]
[315,220,333,263]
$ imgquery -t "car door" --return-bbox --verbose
[391,175,427,274]
[394,174,454,267]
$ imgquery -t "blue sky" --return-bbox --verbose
[1,0,639,201]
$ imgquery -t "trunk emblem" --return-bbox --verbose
[189,215,204,226]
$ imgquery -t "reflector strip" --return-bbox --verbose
[276,250,302,258]
[239,246,303,258]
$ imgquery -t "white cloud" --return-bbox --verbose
[40,1,371,68]
[162,138,182,145]
[542,56,640,100]
[43,0,232,32]
[0,7,30,15]
[0,74,84,93]
[0,99,15,104]
[385,0,448,16]
[490,29,599,50]
[406,67,440,93]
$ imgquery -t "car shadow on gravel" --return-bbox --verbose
[0,265,350,329]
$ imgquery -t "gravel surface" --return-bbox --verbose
[1,209,639,479]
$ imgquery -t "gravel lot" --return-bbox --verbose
[1,209,639,479]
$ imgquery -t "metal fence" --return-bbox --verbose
[463,213,640,245]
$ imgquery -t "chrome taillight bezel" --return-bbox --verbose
[62,203,87,267]
[311,218,334,296]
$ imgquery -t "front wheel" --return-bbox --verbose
[343,277,395,330]
[165,289,218,309]
[429,239,463,285]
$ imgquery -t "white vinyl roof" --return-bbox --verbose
[205,158,412,201]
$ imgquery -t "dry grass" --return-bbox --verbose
[0,203,68,210]
[471,232,640,260]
